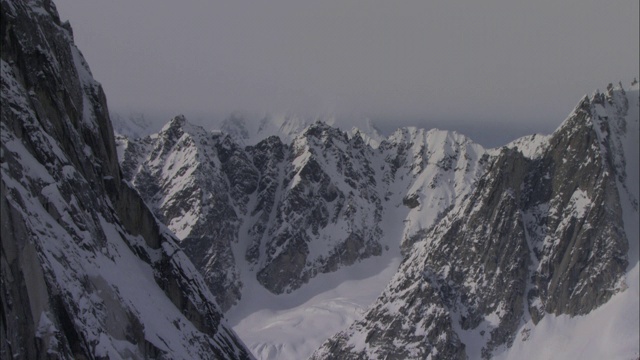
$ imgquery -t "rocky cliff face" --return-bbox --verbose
[120,116,250,311]
[311,84,637,359]
[122,97,498,316]
[0,1,252,358]
[253,122,385,294]
[121,120,393,308]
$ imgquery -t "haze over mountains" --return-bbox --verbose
[111,109,560,150]
[1,1,638,360]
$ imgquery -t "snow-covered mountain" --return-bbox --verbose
[121,113,491,310]
[121,119,394,310]
[348,118,385,149]
[121,81,638,359]
[312,83,639,360]
[0,1,252,358]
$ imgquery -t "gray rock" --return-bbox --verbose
[0,1,252,358]
[312,87,633,359]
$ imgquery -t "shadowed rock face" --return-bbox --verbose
[122,120,386,306]
[524,99,628,322]
[1,1,252,358]
[311,88,634,359]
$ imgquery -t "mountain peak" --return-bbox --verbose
[167,113,188,128]
[157,114,211,142]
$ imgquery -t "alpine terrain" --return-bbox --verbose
[1,0,252,358]
[311,83,639,360]
[121,79,638,358]
[2,0,638,359]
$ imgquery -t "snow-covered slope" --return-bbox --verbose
[0,1,252,358]
[494,83,640,360]
[122,120,397,309]
[121,115,256,310]
[348,118,385,149]
[312,83,639,360]
[111,112,155,139]
[379,127,487,251]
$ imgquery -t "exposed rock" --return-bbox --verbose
[0,1,252,358]
[402,193,420,208]
[312,85,635,359]
[123,120,387,297]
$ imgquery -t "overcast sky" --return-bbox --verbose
[54,0,638,146]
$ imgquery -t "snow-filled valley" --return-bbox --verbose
[227,246,401,359]
[223,176,407,359]
[2,1,638,359]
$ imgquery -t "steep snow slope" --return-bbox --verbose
[312,84,638,360]
[494,83,639,360]
[379,127,487,251]
[122,120,395,309]
[348,118,385,149]
[121,116,255,310]
[0,1,252,358]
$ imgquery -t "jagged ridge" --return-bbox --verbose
[311,83,638,359]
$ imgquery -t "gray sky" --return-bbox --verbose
[54,0,638,147]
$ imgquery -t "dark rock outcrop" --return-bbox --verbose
[312,86,635,359]
[0,1,252,358]
[122,120,388,299]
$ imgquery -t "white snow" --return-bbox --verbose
[111,112,156,139]
[505,133,550,159]
[227,253,400,360]
[227,182,408,360]
[495,263,639,360]
[348,118,385,149]
[568,189,591,218]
